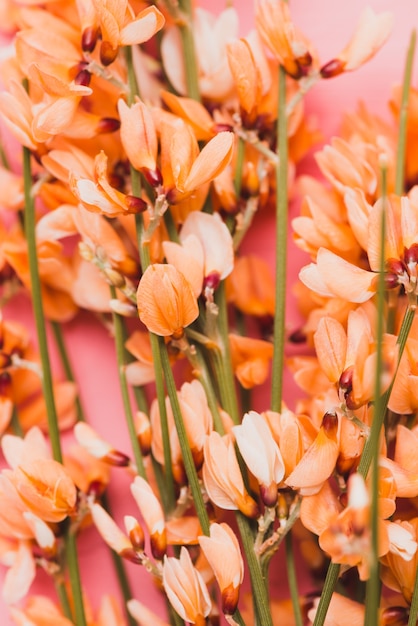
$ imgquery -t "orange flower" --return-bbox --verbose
[136,264,198,338]
[162,547,211,626]
[380,517,418,604]
[92,2,165,65]
[130,476,166,560]
[161,7,237,100]
[285,411,340,496]
[320,7,393,78]
[202,431,259,518]
[226,254,275,317]
[233,411,284,506]
[118,97,159,178]
[229,334,273,389]
[198,523,244,615]
[255,0,313,79]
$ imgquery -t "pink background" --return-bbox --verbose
[1,1,417,624]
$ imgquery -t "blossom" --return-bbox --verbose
[202,431,259,518]
[92,2,165,65]
[162,547,211,625]
[198,523,244,615]
[136,263,199,338]
[233,411,284,506]
[130,476,166,560]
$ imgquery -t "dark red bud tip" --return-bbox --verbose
[100,41,119,66]
[297,51,313,68]
[125,195,148,213]
[386,258,406,275]
[142,167,163,188]
[321,411,338,436]
[404,243,418,266]
[320,58,345,79]
[222,584,240,616]
[204,272,221,293]
[288,328,307,344]
[213,123,234,133]
[339,367,353,391]
[0,372,11,396]
[385,273,401,290]
[82,26,99,53]
[97,117,120,134]
[104,450,131,467]
[119,547,142,565]
[87,480,106,498]
[260,483,278,508]
[74,69,91,87]
[381,606,409,626]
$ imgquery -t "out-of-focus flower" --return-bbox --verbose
[161,7,238,100]
[320,7,393,77]
[127,599,170,626]
[162,547,211,625]
[74,422,131,467]
[226,255,275,318]
[118,98,159,180]
[198,523,244,615]
[136,263,198,339]
[255,0,313,79]
[229,334,273,389]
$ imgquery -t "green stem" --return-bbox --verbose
[407,569,418,626]
[158,336,210,536]
[193,345,225,435]
[50,321,85,422]
[55,579,73,621]
[232,609,247,626]
[234,136,246,199]
[124,45,140,104]
[271,65,288,412]
[65,528,87,626]
[285,532,303,626]
[395,30,416,195]
[177,0,200,101]
[236,513,273,626]
[150,332,176,512]
[22,146,62,462]
[110,285,146,478]
[312,563,340,626]
[213,283,239,424]
[10,405,23,436]
[364,164,387,626]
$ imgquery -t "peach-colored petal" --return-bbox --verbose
[2,541,35,604]
[313,317,347,383]
[182,132,234,193]
[338,7,393,71]
[119,6,165,45]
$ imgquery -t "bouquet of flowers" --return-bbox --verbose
[0,1,417,625]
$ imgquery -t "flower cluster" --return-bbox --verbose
[0,1,417,625]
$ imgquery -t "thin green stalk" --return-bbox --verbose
[364,166,387,626]
[10,405,23,436]
[54,579,73,620]
[271,65,288,412]
[177,0,200,101]
[124,45,140,104]
[236,513,273,626]
[65,528,87,626]
[285,532,303,626]
[150,332,176,512]
[213,283,239,424]
[110,285,146,478]
[192,345,225,435]
[22,146,62,462]
[234,136,246,199]
[395,30,416,195]
[312,563,340,626]
[50,321,85,422]
[407,569,418,626]
[158,336,210,536]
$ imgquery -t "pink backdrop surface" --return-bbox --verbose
[1,1,417,624]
